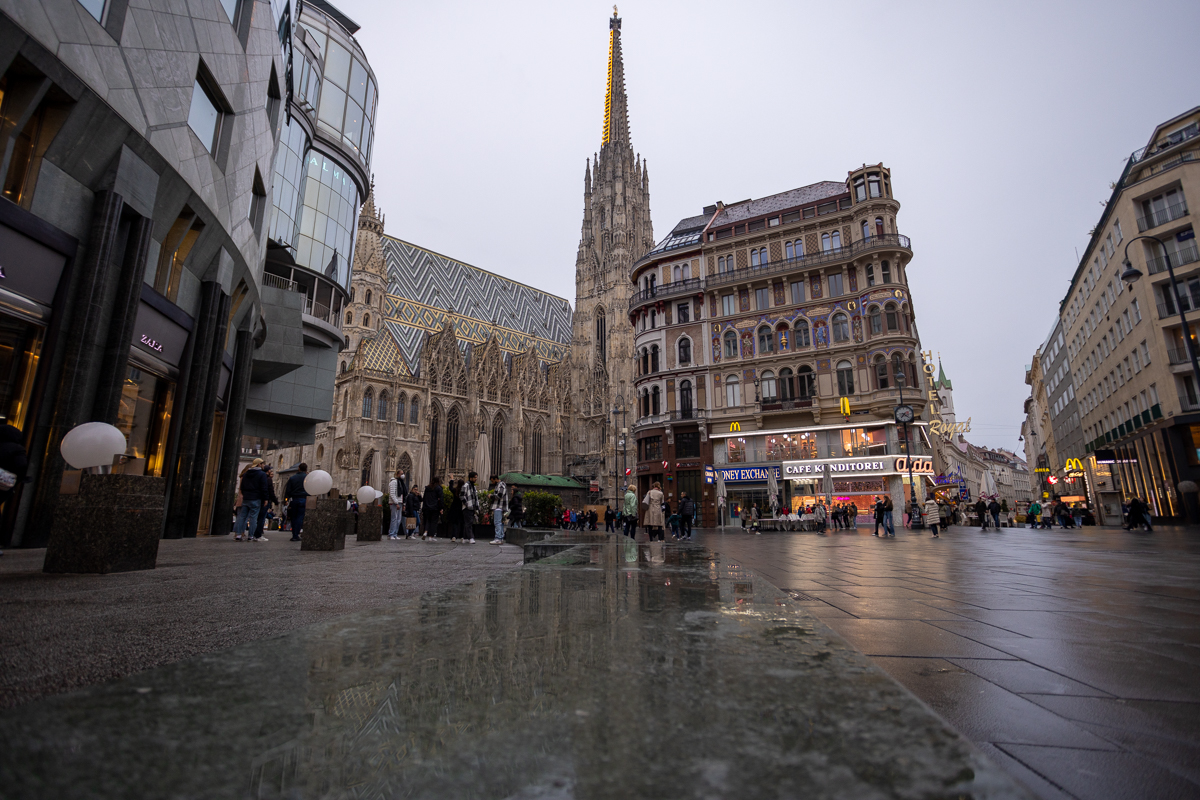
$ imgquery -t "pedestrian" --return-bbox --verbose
[939,499,951,531]
[975,498,989,531]
[454,471,477,543]
[284,463,310,542]
[1027,500,1041,529]
[0,424,28,556]
[604,504,615,532]
[751,501,762,534]
[814,502,825,534]
[421,476,444,540]
[510,489,524,528]
[234,458,270,541]
[667,509,681,539]
[988,498,1002,530]
[623,484,639,538]
[1041,501,1054,530]
[1127,496,1153,532]
[924,495,941,537]
[643,481,666,541]
[1071,503,1084,529]
[386,469,406,540]
[873,497,884,536]
[848,501,858,529]
[448,479,465,542]
[488,474,506,544]
[678,492,695,541]
[404,484,421,538]
[882,495,895,536]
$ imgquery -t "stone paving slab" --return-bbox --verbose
[0,539,1031,799]
[0,536,524,709]
[695,524,1200,800]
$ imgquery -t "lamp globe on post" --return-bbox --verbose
[1120,258,1143,288]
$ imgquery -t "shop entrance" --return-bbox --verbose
[0,313,44,430]
[117,363,175,476]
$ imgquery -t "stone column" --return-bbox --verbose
[23,191,124,548]
[92,214,153,425]
[163,282,223,538]
[209,328,254,536]
[182,289,230,536]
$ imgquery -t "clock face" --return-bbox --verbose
[894,405,914,424]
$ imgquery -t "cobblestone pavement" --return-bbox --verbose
[694,523,1200,800]
[0,536,524,709]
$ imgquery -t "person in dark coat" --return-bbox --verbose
[421,477,443,540]
[678,492,696,541]
[403,485,422,538]
[988,499,1002,530]
[448,479,465,542]
[975,498,989,531]
[0,424,28,555]
[283,463,309,542]
[252,466,279,541]
[236,459,272,541]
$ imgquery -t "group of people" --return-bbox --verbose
[1024,499,1089,530]
[386,471,513,544]
[614,482,698,542]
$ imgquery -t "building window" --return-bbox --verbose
[757,325,774,354]
[362,388,373,418]
[363,313,370,327]
[760,370,777,403]
[187,70,226,154]
[677,302,689,324]
[866,265,875,286]
[881,261,892,283]
[790,280,805,304]
[854,176,866,201]
[397,392,407,422]
[875,217,885,236]
[650,309,656,329]
[725,379,740,407]
[828,273,844,297]
[892,353,908,388]
[723,330,738,359]
[755,287,769,310]
[822,233,831,252]
[885,303,899,332]
[861,221,870,240]
[797,366,816,398]
[678,337,691,365]
[641,348,649,374]
[722,294,736,316]
[875,355,889,389]
[650,344,660,373]
[779,367,794,400]
[378,391,388,420]
[596,308,606,364]
[837,360,855,396]
[677,430,699,457]
[868,172,882,198]
[445,406,460,469]
[795,320,810,348]
[680,380,694,417]
[718,255,732,273]
[832,313,850,343]
[868,305,882,335]
[651,385,661,415]
[410,397,419,424]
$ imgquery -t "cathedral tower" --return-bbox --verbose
[568,9,654,501]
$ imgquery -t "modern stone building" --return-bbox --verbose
[0,0,358,545]
[629,166,932,525]
[1024,106,1200,522]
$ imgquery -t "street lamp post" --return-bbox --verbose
[894,372,919,514]
[612,395,626,505]
[1121,235,1200,399]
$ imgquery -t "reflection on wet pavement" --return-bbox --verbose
[0,536,1028,799]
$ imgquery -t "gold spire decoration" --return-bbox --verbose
[602,26,614,144]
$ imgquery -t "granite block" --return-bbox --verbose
[300,497,346,551]
[43,474,166,574]
[356,505,382,542]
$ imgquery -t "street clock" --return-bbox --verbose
[894,404,915,425]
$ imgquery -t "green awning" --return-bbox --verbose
[500,473,585,489]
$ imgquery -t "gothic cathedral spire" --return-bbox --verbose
[567,9,654,503]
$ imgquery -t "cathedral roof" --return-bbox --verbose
[710,181,846,226]
[352,329,411,376]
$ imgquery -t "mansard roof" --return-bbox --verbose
[709,181,846,226]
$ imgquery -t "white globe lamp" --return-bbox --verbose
[304,469,333,496]
[60,422,127,470]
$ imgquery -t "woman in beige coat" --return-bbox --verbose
[642,481,666,541]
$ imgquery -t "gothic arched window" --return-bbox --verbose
[530,424,544,475]
[445,406,460,469]
[595,307,606,365]
[345,311,353,325]
[363,313,370,327]
[651,385,661,416]
[869,305,882,335]
[491,414,504,477]
[779,367,794,400]
[680,379,693,417]
[362,388,373,418]
[366,289,372,305]
[724,330,738,359]
[428,406,439,479]
[678,337,691,365]
[875,355,890,389]
[377,391,388,420]
[409,396,419,424]
[757,325,774,354]
[397,392,407,422]
[795,320,811,348]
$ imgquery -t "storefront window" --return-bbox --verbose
[0,315,43,431]
[117,366,175,477]
[765,432,818,461]
[727,437,746,463]
[839,427,888,458]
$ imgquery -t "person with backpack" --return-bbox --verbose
[1027,500,1042,529]
[678,492,696,540]
[403,484,422,539]
[988,498,1002,529]
[421,476,444,540]
[283,463,310,542]
[386,469,407,540]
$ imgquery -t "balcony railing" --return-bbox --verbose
[304,300,340,328]
[262,272,298,291]
[707,234,912,289]
[1156,297,1200,320]
[1137,201,1189,232]
[628,277,703,312]
[760,398,815,411]
[1130,123,1200,164]
[1146,242,1200,275]
[1167,346,1198,365]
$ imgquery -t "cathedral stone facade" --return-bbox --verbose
[266,11,652,502]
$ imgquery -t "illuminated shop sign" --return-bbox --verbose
[139,334,164,353]
[717,466,782,483]
[784,460,887,476]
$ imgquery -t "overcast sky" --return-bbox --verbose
[335,0,1199,451]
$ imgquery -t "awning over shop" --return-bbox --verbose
[499,473,586,490]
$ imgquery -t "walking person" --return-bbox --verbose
[448,479,465,542]
[975,498,989,531]
[643,481,666,541]
[1071,503,1084,529]
[623,484,639,538]
[882,496,895,537]
[873,497,884,536]
[509,489,523,528]
[0,424,28,556]
[924,495,941,537]
[403,484,422,539]
[488,474,506,544]
[421,477,444,540]
[1041,501,1054,530]
[848,501,858,529]
[678,492,695,541]
[1027,500,1041,529]
[284,463,310,542]
[604,504,615,532]
[939,499,951,532]
[988,498,1002,530]
[234,458,270,541]
[386,469,407,540]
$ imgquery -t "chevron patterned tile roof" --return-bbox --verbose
[381,237,573,370]
[353,330,411,376]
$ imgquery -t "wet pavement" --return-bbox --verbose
[0,536,1031,799]
[694,523,1200,800]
